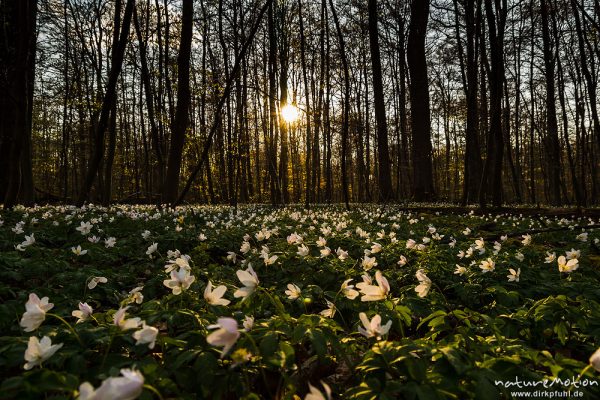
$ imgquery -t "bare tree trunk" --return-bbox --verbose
[1,0,37,207]
[328,0,350,210]
[163,0,193,204]
[76,0,134,206]
[407,0,435,202]
[368,0,394,202]
[541,0,561,205]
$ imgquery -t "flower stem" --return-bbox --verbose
[47,313,84,347]
[143,384,165,400]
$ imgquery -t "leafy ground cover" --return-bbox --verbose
[1,204,600,399]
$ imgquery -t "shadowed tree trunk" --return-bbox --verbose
[328,0,350,210]
[0,0,37,207]
[134,1,164,202]
[164,0,193,204]
[407,0,435,201]
[541,0,561,205]
[368,0,393,202]
[479,0,506,208]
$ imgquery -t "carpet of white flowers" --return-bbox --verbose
[1,204,600,399]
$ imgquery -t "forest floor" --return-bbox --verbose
[1,203,600,399]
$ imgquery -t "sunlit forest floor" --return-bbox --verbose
[1,203,600,399]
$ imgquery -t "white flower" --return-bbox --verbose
[370,242,382,254]
[297,244,310,257]
[164,256,191,273]
[414,269,432,298]
[463,227,471,235]
[515,252,525,262]
[361,255,378,271]
[285,283,302,300]
[397,255,408,266]
[20,293,54,332]
[406,239,416,249]
[305,382,332,400]
[23,336,63,370]
[319,300,337,318]
[557,255,578,273]
[141,230,151,240]
[341,279,359,300]
[474,239,485,254]
[113,307,141,331]
[355,273,373,292]
[104,237,117,248]
[88,276,108,290]
[316,237,327,247]
[243,316,254,331]
[204,281,231,306]
[565,248,580,260]
[18,233,36,251]
[234,266,259,299]
[206,317,240,358]
[521,234,532,246]
[71,245,88,256]
[336,247,349,261]
[128,287,144,304]
[287,232,303,245]
[359,271,390,302]
[163,268,195,295]
[500,235,508,241]
[198,233,207,241]
[77,368,144,400]
[576,232,588,242]
[227,251,237,263]
[319,247,331,258]
[479,258,495,273]
[88,235,100,244]
[146,242,158,256]
[454,265,467,275]
[544,252,556,263]
[72,302,93,323]
[240,241,251,254]
[12,223,24,234]
[133,322,159,349]
[358,312,392,340]
[76,221,93,235]
[507,268,520,282]
[264,254,278,265]
[590,348,600,372]
[493,241,502,255]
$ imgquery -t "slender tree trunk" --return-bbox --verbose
[479,0,506,208]
[163,0,193,204]
[541,0,561,205]
[76,0,134,206]
[368,0,393,202]
[298,0,312,208]
[328,0,350,210]
[134,1,164,201]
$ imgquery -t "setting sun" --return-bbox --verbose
[280,103,299,123]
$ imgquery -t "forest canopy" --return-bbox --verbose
[1,0,599,207]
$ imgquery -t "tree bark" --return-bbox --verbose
[368,0,394,202]
[163,0,193,204]
[407,0,435,201]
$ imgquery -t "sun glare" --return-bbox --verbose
[280,104,300,123]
